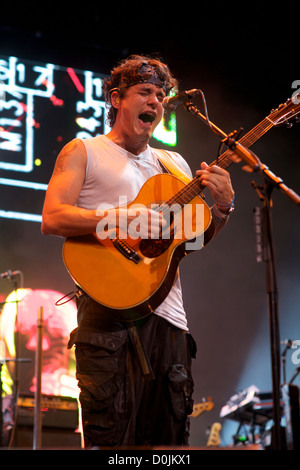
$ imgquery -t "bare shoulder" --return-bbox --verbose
[53,138,87,176]
[44,139,87,209]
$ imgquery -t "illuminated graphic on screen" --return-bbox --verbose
[153,112,177,146]
[0,56,109,223]
[0,288,78,398]
[0,55,178,223]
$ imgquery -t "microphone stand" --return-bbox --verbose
[0,271,25,448]
[290,367,300,385]
[0,358,31,447]
[183,98,300,451]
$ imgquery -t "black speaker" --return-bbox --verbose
[14,426,82,449]
[3,393,82,449]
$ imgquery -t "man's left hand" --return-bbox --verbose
[196,162,234,208]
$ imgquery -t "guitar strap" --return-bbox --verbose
[126,150,191,381]
[153,148,192,184]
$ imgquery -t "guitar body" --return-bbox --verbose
[63,173,213,321]
[62,94,300,321]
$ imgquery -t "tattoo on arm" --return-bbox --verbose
[53,147,69,175]
[52,140,83,176]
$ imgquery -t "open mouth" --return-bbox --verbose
[138,113,156,124]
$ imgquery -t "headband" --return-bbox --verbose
[132,64,168,92]
[109,63,169,96]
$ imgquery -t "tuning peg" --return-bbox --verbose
[286,122,293,128]
[295,116,300,123]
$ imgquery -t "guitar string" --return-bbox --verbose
[117,118,276,251]
[114,102,300,253]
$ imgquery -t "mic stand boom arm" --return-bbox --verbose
[183,99,300,450]
[184,101,300,206]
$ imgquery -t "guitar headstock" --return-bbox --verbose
[207,422,222,447]
[268,94,300,126]
[191,398,214,417]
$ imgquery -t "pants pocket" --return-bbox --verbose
[167,363,194,422]
[74,329,129,446]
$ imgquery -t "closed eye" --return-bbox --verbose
[138,87,165,102]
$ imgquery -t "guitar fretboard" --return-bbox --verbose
[164,116,275,209]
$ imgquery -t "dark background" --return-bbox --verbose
[1,4,299,446]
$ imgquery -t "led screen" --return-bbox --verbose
[0,55,177,223]
[0,288,78,398]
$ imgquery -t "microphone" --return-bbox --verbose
[0,270,21,279]
[163,89,200,110]
[281,339,293,347]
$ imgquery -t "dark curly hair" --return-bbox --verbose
[103,55,178,127]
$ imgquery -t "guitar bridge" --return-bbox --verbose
[112,238,142,264]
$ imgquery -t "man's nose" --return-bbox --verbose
[147,93,160,107]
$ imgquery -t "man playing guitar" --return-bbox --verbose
[41,55,235,448]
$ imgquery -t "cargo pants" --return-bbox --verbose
[68,293,196,448]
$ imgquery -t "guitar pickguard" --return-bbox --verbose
[140,236,174,258]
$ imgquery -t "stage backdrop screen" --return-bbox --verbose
[0,55,177,223]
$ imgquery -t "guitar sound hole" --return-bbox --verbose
[140,237,173,258]
[139,204,175,257]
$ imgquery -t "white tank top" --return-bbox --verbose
[77,135,192,331]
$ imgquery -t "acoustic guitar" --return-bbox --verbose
[63,95,300,321]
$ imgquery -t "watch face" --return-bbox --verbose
[214,204,234,219]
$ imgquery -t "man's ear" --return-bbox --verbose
[110,90,121,109]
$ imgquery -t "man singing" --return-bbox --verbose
[42,55,235,447]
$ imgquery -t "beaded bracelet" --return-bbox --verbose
[216,194,235,209]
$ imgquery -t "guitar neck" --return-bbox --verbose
[166,116,275,208]
[209,116,275,170]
